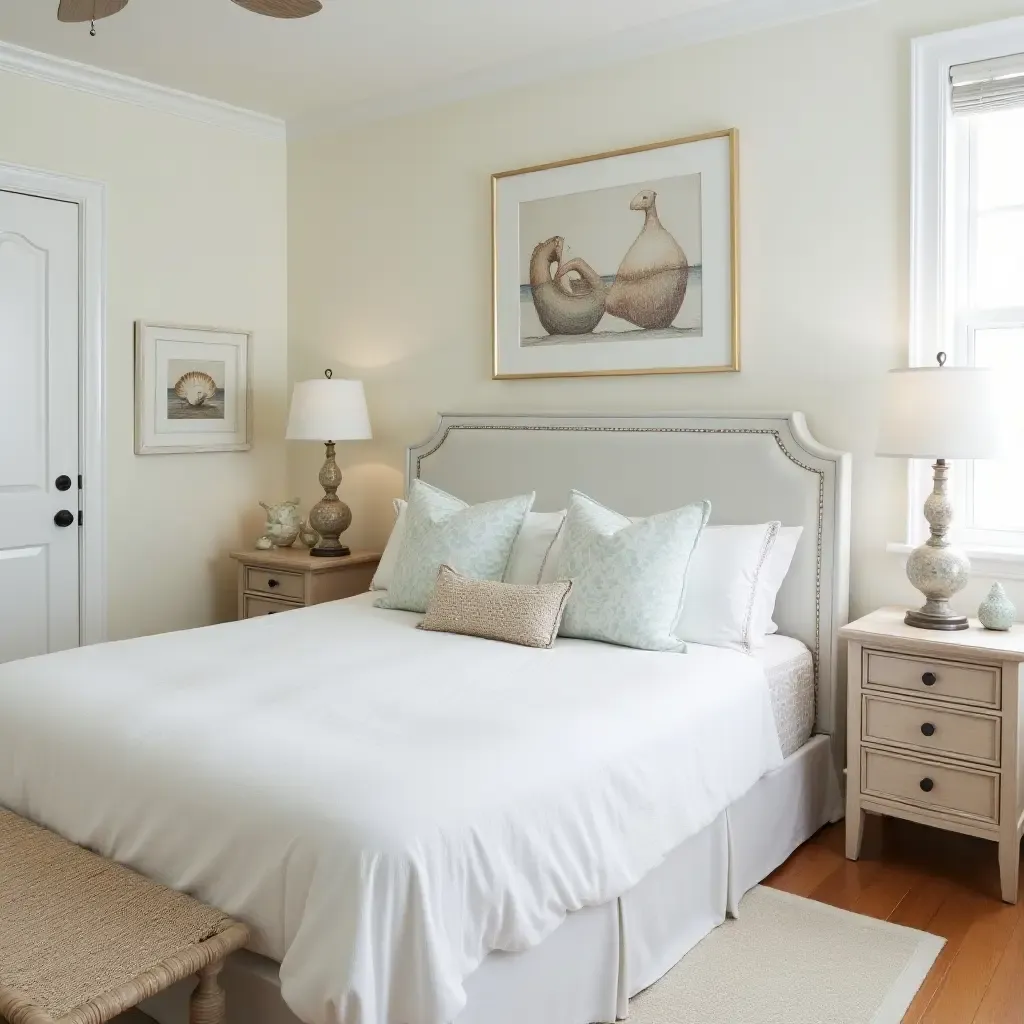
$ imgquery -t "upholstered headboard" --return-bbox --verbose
[407,412,851,747]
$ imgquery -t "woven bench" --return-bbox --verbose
[0,810,249,1024]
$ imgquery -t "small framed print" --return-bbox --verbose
[492,129,738,379]
[134,322,252,455]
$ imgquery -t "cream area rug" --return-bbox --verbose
[629,886,944,1024]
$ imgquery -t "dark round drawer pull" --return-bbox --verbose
[919,777,934,793]
[268,578,279,588]
[921,671,937,686]
[921,722,936,737]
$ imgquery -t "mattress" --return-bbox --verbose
[756,634,815,758]
[0,592,785,1024]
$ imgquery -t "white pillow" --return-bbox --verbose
[370,498,407,591]
[674,523,781,653]
[553,491,710,652]
[374,480,535,613]
[504,511,566,585]
[762,526,803,635]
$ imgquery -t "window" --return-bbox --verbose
[909,23,1024,568]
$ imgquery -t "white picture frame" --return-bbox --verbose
[134,322,252,455]
[492,129,738,379]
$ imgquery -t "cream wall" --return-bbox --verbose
[0,70,288,639]
[288,0,1024,622]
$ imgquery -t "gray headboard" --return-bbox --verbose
[407,412,851,746]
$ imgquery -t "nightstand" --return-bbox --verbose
[229,548,380,620]
[842,608,1024,903]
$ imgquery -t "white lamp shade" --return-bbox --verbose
[286,378,372,441]
[876,366,1003,460]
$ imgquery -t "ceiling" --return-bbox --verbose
[0,0,872,131]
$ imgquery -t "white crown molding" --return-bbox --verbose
[0,39,285,141]
[290,0,879,138]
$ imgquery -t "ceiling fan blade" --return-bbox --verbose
[230,0,322,17]
[57,0,130,23]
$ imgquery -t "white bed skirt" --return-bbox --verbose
[142,735,841,1024]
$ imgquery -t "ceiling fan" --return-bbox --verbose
[58,0,322,35]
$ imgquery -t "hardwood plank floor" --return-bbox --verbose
[763,815,1024,1023]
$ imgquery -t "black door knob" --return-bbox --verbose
[921,722,936,737]
[55,475,72,492]
[919,777,934,793]
[53,510,75,528]
[922,671,937,686]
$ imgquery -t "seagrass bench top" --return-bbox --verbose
[0,809,249,1024]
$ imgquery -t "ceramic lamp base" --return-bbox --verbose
[904,459,971,632]
[307,441,354,559]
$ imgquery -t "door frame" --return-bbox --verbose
[0,161,107,646]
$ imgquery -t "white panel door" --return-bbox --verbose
[0,190,80,662]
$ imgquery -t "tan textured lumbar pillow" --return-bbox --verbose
[419,564,572,649]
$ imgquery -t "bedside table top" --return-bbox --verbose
[229,548,381,574]
[841,607,1024,661]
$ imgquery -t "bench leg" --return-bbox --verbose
[190,962,226,1024]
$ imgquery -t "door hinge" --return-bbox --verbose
[78,474,83,489]
[78,509,84,527]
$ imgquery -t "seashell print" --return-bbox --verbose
[174,370,218,407]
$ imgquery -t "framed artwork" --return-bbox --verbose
[492,129,738,379]
[134,322,252,454]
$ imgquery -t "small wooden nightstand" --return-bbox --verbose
[229,548,380,620]
[842,608,1024,903]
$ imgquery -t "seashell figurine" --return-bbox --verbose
[254,536,273,550]
[174,370,218,407]
[298,519,319,548]
[979,582,1016,631]
[259,498,301,548]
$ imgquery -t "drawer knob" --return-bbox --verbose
[268,578,279,588]
[919,777,934,793]
[921,722,936,737]
[921,671,937,686]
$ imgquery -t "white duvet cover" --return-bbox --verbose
[0,593,783,1024]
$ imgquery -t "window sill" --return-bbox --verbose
[887,542,1024,580]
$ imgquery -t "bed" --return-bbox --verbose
[0,411,851,1024]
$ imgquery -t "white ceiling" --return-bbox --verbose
[0,0,874,131]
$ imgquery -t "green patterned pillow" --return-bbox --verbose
[374,480,535,613]
[553,491,711,651]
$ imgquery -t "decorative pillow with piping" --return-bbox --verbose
[552,491,710,652]
[419,565,572,649]
[673,523,782,652]
[374,480,534,613]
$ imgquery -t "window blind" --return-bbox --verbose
[951,53,1024,115]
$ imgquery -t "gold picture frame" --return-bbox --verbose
[492,128,739,380]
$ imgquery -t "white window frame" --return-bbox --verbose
[901,16,1024,579]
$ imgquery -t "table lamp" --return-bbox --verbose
[286,370,371,557]
[877,352,1002,630]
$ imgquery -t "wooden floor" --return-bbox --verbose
[763,815,1024,1023]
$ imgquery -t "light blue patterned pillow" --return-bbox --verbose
[374,480,535,613]
[553,491,711,651]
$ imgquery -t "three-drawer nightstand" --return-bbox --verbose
[229,548,381,620]
[842,608,1024,903]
